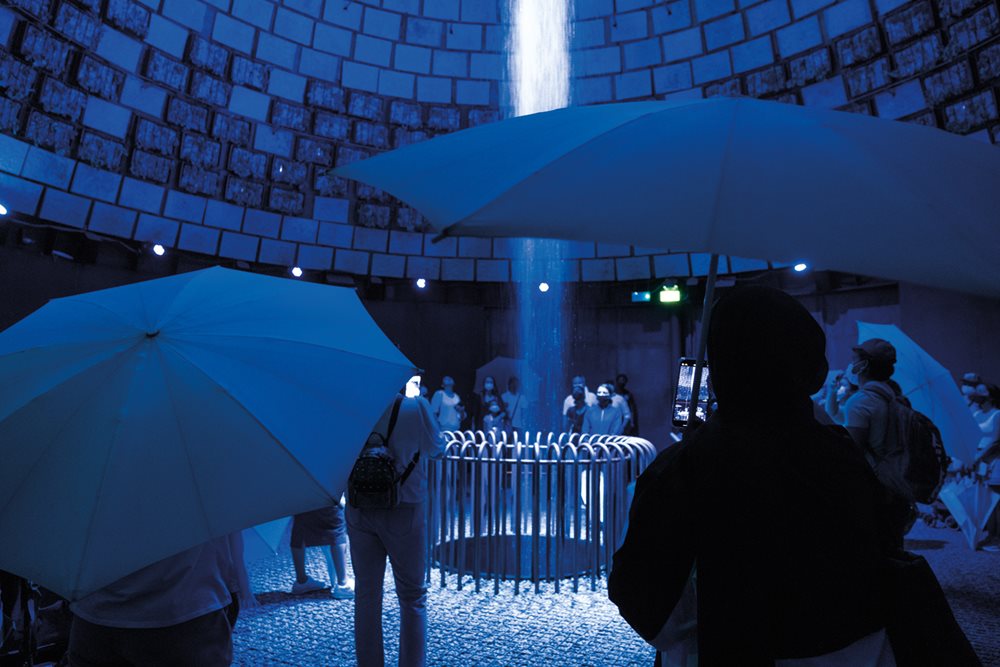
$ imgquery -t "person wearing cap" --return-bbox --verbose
[961,372,985,413]
[842,338,915,547]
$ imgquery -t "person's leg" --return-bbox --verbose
[67,616,130,667]
[291,546,308,583]
[380,503,429,667]
[347,505,389,667]
[117,609,232,667]
[322,544,349,585]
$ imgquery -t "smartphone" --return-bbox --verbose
[405,375,421,398]
[672,358,711,428]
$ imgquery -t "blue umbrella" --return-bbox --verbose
[0,267,415,600]
[856,322,979,466]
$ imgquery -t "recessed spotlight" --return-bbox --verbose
[793,262,808,272]
[152,244,165,256]
[416,278,427,289]
[291,266,303,278]
[0,203,8,216]
[538,282,550,293]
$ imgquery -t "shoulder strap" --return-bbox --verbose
[385,395,403,442]
[398,452,421,486]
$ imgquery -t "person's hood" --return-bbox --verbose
[707,285,828,419]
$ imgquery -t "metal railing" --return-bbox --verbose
[425,431,656,594]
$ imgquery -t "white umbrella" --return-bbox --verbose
[0,267,415,600]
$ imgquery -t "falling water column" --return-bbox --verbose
[506,0,573,431]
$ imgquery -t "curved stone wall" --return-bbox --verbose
[0,0,994,283]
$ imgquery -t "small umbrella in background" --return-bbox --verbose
[856,322,979,466]
[0,267,415,600]
[474,356,540,395]
[938,475,1000,549]
[242,517,293,563]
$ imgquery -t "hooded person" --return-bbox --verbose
[608,286,899,666]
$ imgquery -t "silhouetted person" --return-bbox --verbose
[609,286,897,666]
[616,373,639,435]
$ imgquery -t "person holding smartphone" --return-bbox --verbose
[430,376,465,431]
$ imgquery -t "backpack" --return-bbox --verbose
[863,385,949,504]
[347,396,420,509]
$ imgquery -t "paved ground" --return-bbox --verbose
[234,521,999,666]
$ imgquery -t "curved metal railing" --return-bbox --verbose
[425,430,656,594]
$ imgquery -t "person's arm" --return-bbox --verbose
[612,408,625,436]
[430,390,442,418]
[582,408,593,434]
[412,396,447,458]
[608,447,696,644]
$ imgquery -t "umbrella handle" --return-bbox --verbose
[686,254,719,436]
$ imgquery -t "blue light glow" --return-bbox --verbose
[291,266,303,278]
[538,282,550,293]
[794,263,808,272]
[153,244,165,256]
[416,278,427,289]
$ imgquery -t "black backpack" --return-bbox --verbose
[864,385,949,504]
[347,396,420,509]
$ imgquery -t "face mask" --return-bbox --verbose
[596,391,611,405]
[845,361,865,387]
[484,382,494,391]
[489,405,500,414]
[836,385,848,401]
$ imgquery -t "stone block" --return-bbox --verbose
[363,7,401,40]
[294,137,333,165]
[40,188,90,228]
[188,36,229,77]
[406,18,444,47]
[307,81,346,112]
[25,111,76,154]
[164,189,208,220]
[356,203,391,228]
[97,26,143,72]
[467,109,498,127]
[0,52,39,101]
[317,221,353,246]
[228,146,268,179]
[461,0,497,22]
[432,50,467,77]
[6,0,48,20]
[777,16,822,56]
[336,146,371,166]
[745,63,787,95]
[212,113,251,145]
[575,18,607,49]
[89,202,137,237]
[424,0,460,19]
[352,225,388,251]
[457,236,490,258]
[845,57,889,97]
[576,0,614,20]
[314,23,354,57]
[470,52,503,79]
[118,177,164,213]
[106,0,151,38]
[281,215,319,243]
[447,22,482,50]
[271,100,309,130]
[161,0,205,31]
[269,187,304,214]
[476,259,508,282]
[19,25,71,76]
[836,25,881,66]
[705,77,742,96]
[747,0,791,35]
[947,5,999,52]
[883,1,934,46]
[76,56,124,101]
[54,2,100,48]
[615,70,652,99]
[822,0,872,39]
[342,61,380,93]
[404,255,439,279]
[346,92,382,120]
[231,57,270,91]
[323,0,362,28]
[120,76,167,117]
[575,46,621,76]
[177,223,220,254]
[427,106,460,130]
[380,69,416,99]
[267,69,306,103]
[166,98,209,132]
[232,0,275,30]
[891,34,941,78]
[653,62,693,92]
[423,235,456,257]
[0,133,29,174]
[219,231,259,260]
[274,7,313,45]
[82,98,132,139]
[254,125,293,157]
[0,172,43,215]
[314,196,349,222]
[662,27,703,62]
[388,229,422,254]
[189,72,232,106]
[146,15,187,58]
[351,121,387,147]
[801,74,847,106]
[939,0,981,19]
[298,48,339,83]
[788,47,832,85]
[439,257,472,281]
[874,79,926,118]
[213,13,255,54]
[297,244,333,269]
[271,156,308,184]
[313,111,351,140]
[335,249,371,274]
[652,1,692,34]
[692,50,731,83]
[40,77,85,121]
[695,0,734,21]
[134,213,179,244]
[21,145,74,188]
[224,176,265,207]
[130,150,174,183]
[371,253,406,277]
[395,44,432,73]
[229,85,271,121]
[732,35,775,73]
[180,133,221,168]
[875,0,908,14]
[456,79,489,105]
[976,42,1000,81]
[243,207,281,236]
[705,14,745,50]
[145,51,189,91]
[617,256,652,280]
[609,10,648,43]
[256,32,297,69]
[393,127,430,146]
[623,37,662,69]
[654,253,691,277]
[0,98,20,133]
[922,60,974,105]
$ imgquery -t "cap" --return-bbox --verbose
[852,338,896,365]
[961,372,983,386]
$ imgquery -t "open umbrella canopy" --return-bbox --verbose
[334,97,1000,298]
[856,322,980,465]
[0,267,415,600]
[938,476,1000,550]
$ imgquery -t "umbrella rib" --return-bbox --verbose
[160,342,338,512]
[434,107,675,235]
[705,104,739,249]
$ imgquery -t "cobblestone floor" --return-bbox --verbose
[234,521,999,666]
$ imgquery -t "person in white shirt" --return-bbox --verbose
[501,376,527,432]
[429,376,465,431]
[562,375,596,417]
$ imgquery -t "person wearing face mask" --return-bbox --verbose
[961,373,985,413]
[477,376,505,431]
[501,376,526,432]
[562,375,597,417]
[482,400,505,435]
[842,338,915,548]
[966,383,1000,551]
[582,384,625,436]
[564,386,588,434]
[823,372,859,425]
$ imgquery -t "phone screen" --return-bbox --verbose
[405,375,421,398]
[672,358,711,427]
